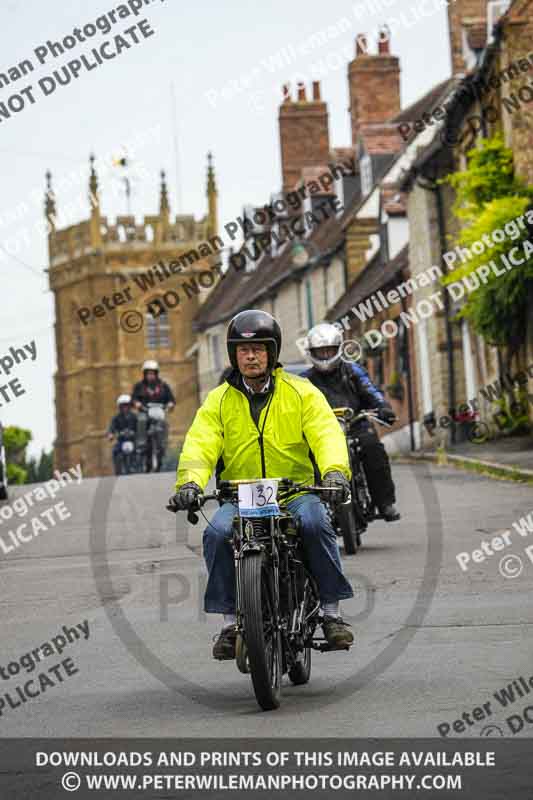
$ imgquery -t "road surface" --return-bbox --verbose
[0,462,532,737]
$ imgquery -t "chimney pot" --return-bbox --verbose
[312,81,321,101]
[282,83,291,102]
[378,26,390,53]
[356,33,368,56]
[297,82,306,101]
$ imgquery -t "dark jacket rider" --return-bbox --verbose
[303,323,400,522]
[131,359,176,409]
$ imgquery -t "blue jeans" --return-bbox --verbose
[202,493,354,614]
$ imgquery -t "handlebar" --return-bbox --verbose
[166,479,342,523]
[333,407,394,428]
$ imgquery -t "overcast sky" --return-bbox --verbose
[0,0,451,456]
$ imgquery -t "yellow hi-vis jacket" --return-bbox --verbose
[175,367,351,491]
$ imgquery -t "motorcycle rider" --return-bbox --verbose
[107,394,138,475]
[169,309,355,660]
[303,323,400,522]
[131,360,176,410]
[131,360,176,472]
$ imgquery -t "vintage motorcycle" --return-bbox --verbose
[169,478,345,712]
[111,429,137,475]
[136,402,169,472]
[332,408,393,555]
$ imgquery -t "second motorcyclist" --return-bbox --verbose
[131,360,176,473]
[107,394,138,475]
[303,323,400,522]
[131,360,176,410]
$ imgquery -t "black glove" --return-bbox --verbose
[322,471,350,505]
[167,482,201,511]
[377,406,396,424]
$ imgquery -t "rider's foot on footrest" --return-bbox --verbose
[322,616,354,650]
[380,504,401,522]
[212,625,237,660]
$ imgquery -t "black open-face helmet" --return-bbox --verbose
[226,309,282,371]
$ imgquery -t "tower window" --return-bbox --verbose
[146,305,170,349]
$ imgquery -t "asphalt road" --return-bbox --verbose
[1,463,532,737]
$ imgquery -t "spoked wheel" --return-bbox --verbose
[241,551,282,711]
[338,500,358,555]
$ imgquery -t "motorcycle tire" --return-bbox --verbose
[337,500,358,555]
[241,551,282,711]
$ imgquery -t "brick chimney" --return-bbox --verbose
[347,31,401,149]
[279,81,330,192]
[448,0,489,75]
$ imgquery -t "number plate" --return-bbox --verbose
[238,480,280,517]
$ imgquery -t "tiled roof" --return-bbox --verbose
[195,76,452,333]
[193,204,351,332]
[326,244,409,322]
[391,77,456,125]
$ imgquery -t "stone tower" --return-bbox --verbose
[47,154,219,476]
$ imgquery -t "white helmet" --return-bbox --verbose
[117,394,131,406]
[306,323,343,373]
[142,359,159,372]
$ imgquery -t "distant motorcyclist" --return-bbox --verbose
[303,323,400,522]
[107,394,138,475]
[131,360,176,473]
[131,360,176,410]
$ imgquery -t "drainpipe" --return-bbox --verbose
[434,183,457,445]
[400,294,416,452]
[416,173,457,445]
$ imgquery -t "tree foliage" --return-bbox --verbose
[3,426,32,460]
[442,136,533,353]
[2,426,54,484]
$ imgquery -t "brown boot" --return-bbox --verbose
[212,625,237,660]
[322,616,354,649]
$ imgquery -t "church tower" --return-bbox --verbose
[48,155,219,476]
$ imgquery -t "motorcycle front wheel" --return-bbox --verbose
[240,551,282,711]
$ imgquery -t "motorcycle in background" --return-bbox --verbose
[136,403,169,472]
[111,429,137,475]
[332,408,393,555]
